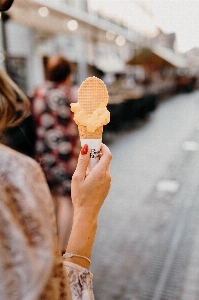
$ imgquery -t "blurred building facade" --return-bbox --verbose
[151,31,176,50]
[0,0,177,93]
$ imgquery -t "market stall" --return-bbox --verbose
[104,46,188,131]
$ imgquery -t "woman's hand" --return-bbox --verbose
[71,143,112,217]
[65,143,112,268]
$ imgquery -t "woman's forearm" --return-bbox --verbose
[65,209,98,269]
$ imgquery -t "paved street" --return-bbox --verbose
[90,91,199,300]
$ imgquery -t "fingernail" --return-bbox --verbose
[81,144,88,155]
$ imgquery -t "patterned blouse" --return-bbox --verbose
[32,81,80,197]
[0,144,94,300]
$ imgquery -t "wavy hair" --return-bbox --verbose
[0,69,30,134]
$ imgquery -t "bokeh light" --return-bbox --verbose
[106,30,115,41]
[115,35,125,46]
[38,7,49,17]
[67,20,78,31]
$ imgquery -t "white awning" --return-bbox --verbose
[7,0,139,43]
[152,45,188,69]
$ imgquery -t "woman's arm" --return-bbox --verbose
[64,143,112,269]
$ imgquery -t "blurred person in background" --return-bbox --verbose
[0,67,112,299]
[0,0,14,10]
[31,54,80,253]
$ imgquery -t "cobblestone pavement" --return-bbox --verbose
[90,91,199,300]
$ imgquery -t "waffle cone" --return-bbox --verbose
[78,77,108,114]
[78,125,103,139]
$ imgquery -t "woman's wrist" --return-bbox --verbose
[65,209,98,269]
[73,206,99,221]
[62,252,91,265]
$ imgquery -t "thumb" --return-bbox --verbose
[73,144,90,180]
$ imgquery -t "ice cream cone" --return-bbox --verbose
[71,76,110,171]
[78,125,103,139]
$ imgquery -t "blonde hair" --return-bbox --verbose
[0,69,30,134]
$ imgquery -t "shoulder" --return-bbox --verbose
[0,144,39,169]
[0,144,54,223]
[0,144,45,187]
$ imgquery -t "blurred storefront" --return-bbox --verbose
[0,0,143,92]
[0,0,194,131]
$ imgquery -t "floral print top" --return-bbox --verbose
[0,144,94,300]
[32,81,80,197]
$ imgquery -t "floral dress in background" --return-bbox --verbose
[32,81,80,197]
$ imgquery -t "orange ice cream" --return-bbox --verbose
[70,104,110,133]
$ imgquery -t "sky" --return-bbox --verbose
[88,0,199,53]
